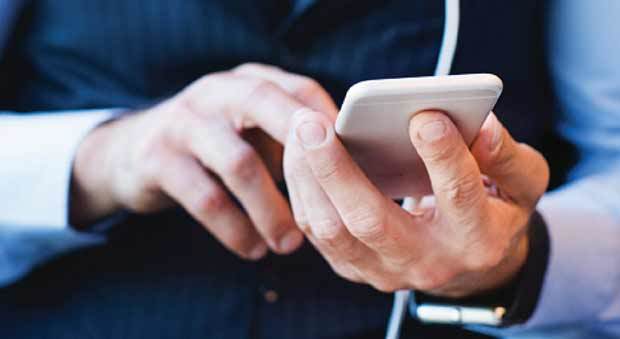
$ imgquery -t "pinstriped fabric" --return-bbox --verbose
[0,1,547,338]
[4,0,443,111]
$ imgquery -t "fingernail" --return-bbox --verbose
[488,115,502,151]
[279,230,303,253]
[249,243,268,260]
[419,120,446,142]
[296,121,326,147]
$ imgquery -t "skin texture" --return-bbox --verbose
[284,109,549,297]
[71,63,338,260]
[72,62,550,297]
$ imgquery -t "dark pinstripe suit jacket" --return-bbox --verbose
[0,1,551,338]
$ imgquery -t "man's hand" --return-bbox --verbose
[284,109,549,297]
[70,63,337,260]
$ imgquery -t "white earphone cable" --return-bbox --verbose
[434,0,460,77]
[384,1,460,338]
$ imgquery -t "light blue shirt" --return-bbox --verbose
[0,0,619,338]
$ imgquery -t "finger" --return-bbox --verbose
[408,111,488,224]
[233,63,338,118]
[284,141,363,283]
[283,139,308,231]
[242,128,284,182]
[158,154,268,260]
[183,115,304,254]
[470,113,550,207]
[186,74,308,144]
[285,131,370,266]
[291,110,418,261]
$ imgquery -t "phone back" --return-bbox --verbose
[335,74,502,198]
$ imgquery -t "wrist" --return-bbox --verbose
[412,211,550,327]
[484,232,530,294]
[70,116,125,227]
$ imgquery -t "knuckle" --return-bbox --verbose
[249,79,281,101]
[339,241,366,264]
[419,141,455,163]
[312,153,344,183]
[239,79,283,115]
[382,252,416,273]
[312,218,345,242]
[224,145,261,182]
[194,188,228,215]
[293,77,322,99]
[343,206,386,241]
[419,143,454,162]
[295,215,311,234]
[439,172,483,208]
[167,101,215,146]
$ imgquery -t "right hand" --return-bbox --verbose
[70,63,338,260]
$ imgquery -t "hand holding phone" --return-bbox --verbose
[335,74,503,198]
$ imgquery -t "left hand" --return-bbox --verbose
[283,109,549,297]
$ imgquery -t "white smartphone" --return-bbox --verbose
[335,74,503,198]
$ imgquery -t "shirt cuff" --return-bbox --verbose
[0,109,122,228]
[471,177,620,337]
[0,109,124,287]
[526,185,620,327]
[500,210,550,326]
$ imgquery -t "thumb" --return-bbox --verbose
[470,113,549,207]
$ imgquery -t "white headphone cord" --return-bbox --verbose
[384,1,459,338]
[434,0,460,77]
